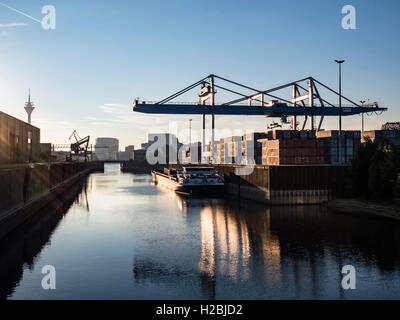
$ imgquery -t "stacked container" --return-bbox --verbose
[219,136,242,164]
[259,136,324,165]
[219,138,225,164]
[241,132,267,165]
[316,130,361,164]
[218,129,362,166]
[362,130,400,146]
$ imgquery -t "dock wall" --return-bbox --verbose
[0,162,95,239]
[121,160,166,173]
[170,164,347,205]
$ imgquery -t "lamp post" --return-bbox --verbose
[188,119,192,163]
[360,100,366,132]
[335,59,345,164]
[189,119,192,147]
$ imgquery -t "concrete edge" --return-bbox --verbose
[0,168,92,239]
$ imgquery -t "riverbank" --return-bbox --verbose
[325,198,400,221]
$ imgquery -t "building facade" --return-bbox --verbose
[0,111,40,164]
[94,137,119,161]
[118,145,135,161]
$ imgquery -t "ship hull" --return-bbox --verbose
[152,171,224,194]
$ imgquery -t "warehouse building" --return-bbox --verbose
[0,111,41,164]
[118,145,135,161]
[94,137,119,161]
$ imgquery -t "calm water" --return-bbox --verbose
[1,163,400,300]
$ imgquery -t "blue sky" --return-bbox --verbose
[0,0,399,149]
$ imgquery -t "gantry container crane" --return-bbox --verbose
[132,74,387,160]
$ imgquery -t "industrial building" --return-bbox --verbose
[0,111,40,164]
[118,145,135,161]
[94,137,119,161]
[40,143,52,161]
[133,149,146,161]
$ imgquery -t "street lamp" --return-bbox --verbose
[189,119,192,147]
[188,119,192,163]
[360,100,366,132]
[335,59,345,164]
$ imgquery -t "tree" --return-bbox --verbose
[347,138,400,202]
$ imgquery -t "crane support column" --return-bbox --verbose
[308,79,314,130]
[292,84,297,130]
[210,76,215,163]
[202,114,206,162]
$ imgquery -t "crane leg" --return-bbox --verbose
[202,114,206,163]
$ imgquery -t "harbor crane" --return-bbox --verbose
[69,130,91,162]
[132,74,387,160]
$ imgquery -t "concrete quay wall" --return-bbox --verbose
[0,162,95,239]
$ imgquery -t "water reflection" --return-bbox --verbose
[1,167,400,299]
[163,195,400,299]
[194,198,283,298]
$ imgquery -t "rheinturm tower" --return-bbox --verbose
[24,89,34,124]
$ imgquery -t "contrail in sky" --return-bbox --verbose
[0,22,27,27]
[0,2,41,24]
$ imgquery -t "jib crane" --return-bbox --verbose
[69,130,91,162]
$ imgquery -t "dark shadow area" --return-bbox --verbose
[0,177,88,300]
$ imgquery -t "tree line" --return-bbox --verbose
[346,138,400,201]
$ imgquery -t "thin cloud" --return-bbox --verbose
[98,103,129,115]
[35,118,74,128]
[95,103,173,131]
[0,22,27,27]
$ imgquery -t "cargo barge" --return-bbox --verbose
[151,167,224,194]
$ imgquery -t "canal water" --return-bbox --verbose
[1,163,400,299]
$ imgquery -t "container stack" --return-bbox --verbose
[362,130,400,146]
[241,132,267,164]
[219,138,225,164]
[219,136,242,164]
[259,135,324,165]
[344,131,361,164]
[213,141,220,163]
[316,130,361,164]
[264,129,317,140]
[230,136,242,164]
[218,129,362,166]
